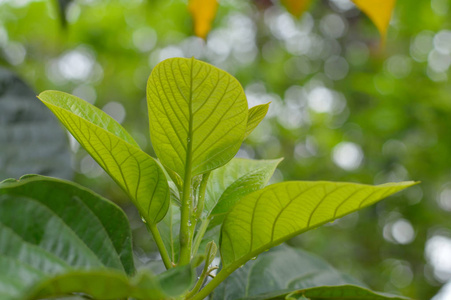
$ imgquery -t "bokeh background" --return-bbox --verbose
[1,0,451,299]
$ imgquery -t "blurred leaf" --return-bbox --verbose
[38,91,170,225]
[0,68,72,180]
[147,57,248,179]
[0,175,135,299]
[280,0,312,18]
[188,0,219,38]
[26,265,197,300]
[245,103,270,139]
[220,181,416,268]
[213,244,408,300]
[352,0,396,41]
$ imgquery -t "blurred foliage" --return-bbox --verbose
[1,0,451,299]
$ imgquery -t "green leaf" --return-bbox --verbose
[245,103,269,139]
[210,158,283,217]
[26,265,197,300]
[38,90,169,225]
[147,57,248,179]
[0,176,135,299]
[25,270,163,300]
[158,203,181,265]
[213,245,409,300]
[220,181,416,268]
[205,158,282,216]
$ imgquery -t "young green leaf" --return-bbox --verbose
[205,158,283,215]
[244,103,270,139]
[147,57,248,179]
[0,176,135,299]
[220,181,416,268]
[213,245,409,300]
[38,91,169,225]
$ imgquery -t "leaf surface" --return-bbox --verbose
[38,91,169,225]
[205,158,282,215]
[0,176,135,299]
[188,0,219,38]
[245,103,269,139]
[220,181,416,268]
[147,57,248,179]
[213,245,409,300]
[353,0,396,40]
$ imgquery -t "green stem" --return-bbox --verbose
[195,172,210,220]
[190,172,211,257]
[192,218,210,257]
[185,257,211,298]
[180,58,195,266]
[148,223,172,270]
[188,268,232,300]
[179,164,193,265]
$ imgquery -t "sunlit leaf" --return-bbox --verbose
[188,0,219,38]
[281,0,312,18]
[245,103,269,139]
[147,57,248,179]
[220,181,416,268]
[213,244,409,300]
[38,91,169,225]
[352,0,396,41]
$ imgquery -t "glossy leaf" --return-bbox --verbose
[213,245,408,300]
[38,90,169,225]
[353,0,396,41]
[245,103,269,139]
[205,158,282,216]
[0,176,135,299]
[220,181,416,268]
[147,57,248,179]
[188,0,218,38]
[281,0,312,18]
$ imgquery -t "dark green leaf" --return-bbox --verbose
[0,175,135,299]
[213,245,409,300]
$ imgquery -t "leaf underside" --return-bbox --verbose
[244,103,270,139]
[220,181,416,268]
[38,91,169,225]
[147,57,248,179]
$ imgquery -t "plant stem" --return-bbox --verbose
[148,223,172,269]
[179,164,193,265]
[190,172,211,257]
[195,172,210,220]
[180,59,195,265]
[188,268,232,300]
[192,217,210,257]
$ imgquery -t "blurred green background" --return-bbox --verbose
[1,0,450,299]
